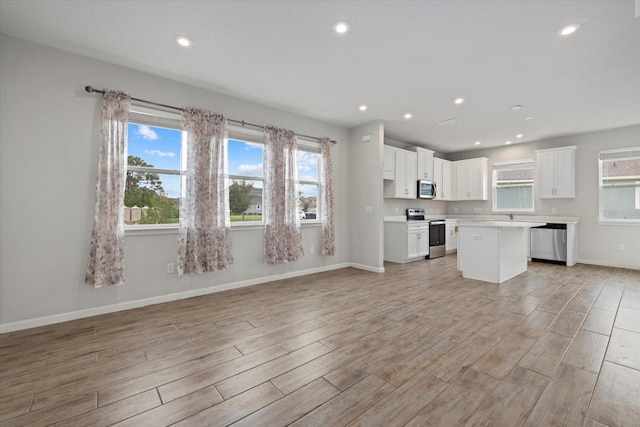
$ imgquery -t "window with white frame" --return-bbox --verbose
[296,140,321,221]
[599,147,640,222]
[123,111,324,227]
[125,106,185,226]
[492,160,534,212]
[227,131,265,223]
[226,130,322,224]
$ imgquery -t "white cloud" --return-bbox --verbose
[244,142,263,150]
[136,124,158,141]
[238,163,263,173]
[297,152,318,173]
[144,149,175,157]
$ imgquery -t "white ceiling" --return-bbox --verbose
[1,0,639,153]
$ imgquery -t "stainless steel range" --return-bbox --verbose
[428,219,446,258]
[406,208,426,221]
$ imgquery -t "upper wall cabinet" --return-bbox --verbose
[384,146,417,199]
[536,146,577,199]
[454,157,489,200]
[433,157,453,201]
[383,145,396,180]
[415,147,434,180]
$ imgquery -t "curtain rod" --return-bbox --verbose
[85,86,337,144]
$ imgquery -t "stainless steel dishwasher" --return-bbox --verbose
[530,223,567,265]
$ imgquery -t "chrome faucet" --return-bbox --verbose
[507,213,514,220]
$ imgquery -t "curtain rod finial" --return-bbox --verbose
[85,86,95,93]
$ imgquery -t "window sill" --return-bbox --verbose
[125,225,179,236]
[597,219,640,226]
[124,221,322,236]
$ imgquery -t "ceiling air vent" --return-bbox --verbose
[437,118,462,127]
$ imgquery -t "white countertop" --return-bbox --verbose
[457,220,547,228]
[384,215,579,224]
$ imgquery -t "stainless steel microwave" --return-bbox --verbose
[417,180,436,199]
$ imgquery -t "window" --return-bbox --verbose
[228,135,264,223]
[599,147,640,222]
[227,131,322,223]
[125,107,185,226]
[297,143,321,221]
[492,160,534,212]
[123,113,324,227]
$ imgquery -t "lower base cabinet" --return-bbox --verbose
[384,222,429,263]
[446,220,458,253]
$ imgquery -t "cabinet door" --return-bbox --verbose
[537,150,556,198]
[441,160,452,201]
[446,225,457,251]
[456,161,471,200]
[383,146,395,180]
[433,158,444,200]
[407,231,420,258]
[418,230,430,256]
[416,148,434,180]
[404,151,417,199]
[468,158,488,200]
[553,148,575,198]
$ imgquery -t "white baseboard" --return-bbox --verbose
[0,262,352,334]
[350,263,385,273]
[576,258,640,271]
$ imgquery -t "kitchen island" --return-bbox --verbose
[457,221,546,284]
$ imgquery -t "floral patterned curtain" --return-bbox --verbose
[320,138,335,255]
[177,108,233,276]
[263,126,304,264]
[86,90,130,287]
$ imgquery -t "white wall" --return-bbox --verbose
[0,35,351,330]
[348,122,385,272]
[446,125,640,270]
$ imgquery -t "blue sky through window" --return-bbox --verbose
[128,125,320,200]
[128,123,182,198]
[228,139,263,177]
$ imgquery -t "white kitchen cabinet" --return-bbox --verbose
[383,145,395,180]
[536,146,576,199]
[408,223,430,259]
[384,221,429,263]
[384,147,417,199]
[445,220,458,253]
[415,147,434,180]
[433,157,453,201]
[454,157,488,200]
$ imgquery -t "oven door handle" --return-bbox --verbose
[429,221,446,225]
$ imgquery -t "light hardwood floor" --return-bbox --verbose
[1,256,639,426]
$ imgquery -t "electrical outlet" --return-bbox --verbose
[474,207,481,213]
[454,208,458,213]
[618,244,625,251]
[167,263,175,274]
[310,246,315,254]
[551,207,558,214]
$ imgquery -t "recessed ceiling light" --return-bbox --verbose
[404,113,412,119]
[524,116,534,121]
[516,134,523,138]
[333,21,350,34]
[359,105,367,111]
[454,98,465,105]
[559,24,580,36]
[175,35,193,47]
[506,141,512,145]
[474,141,481,145]
[511,105,523,110]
